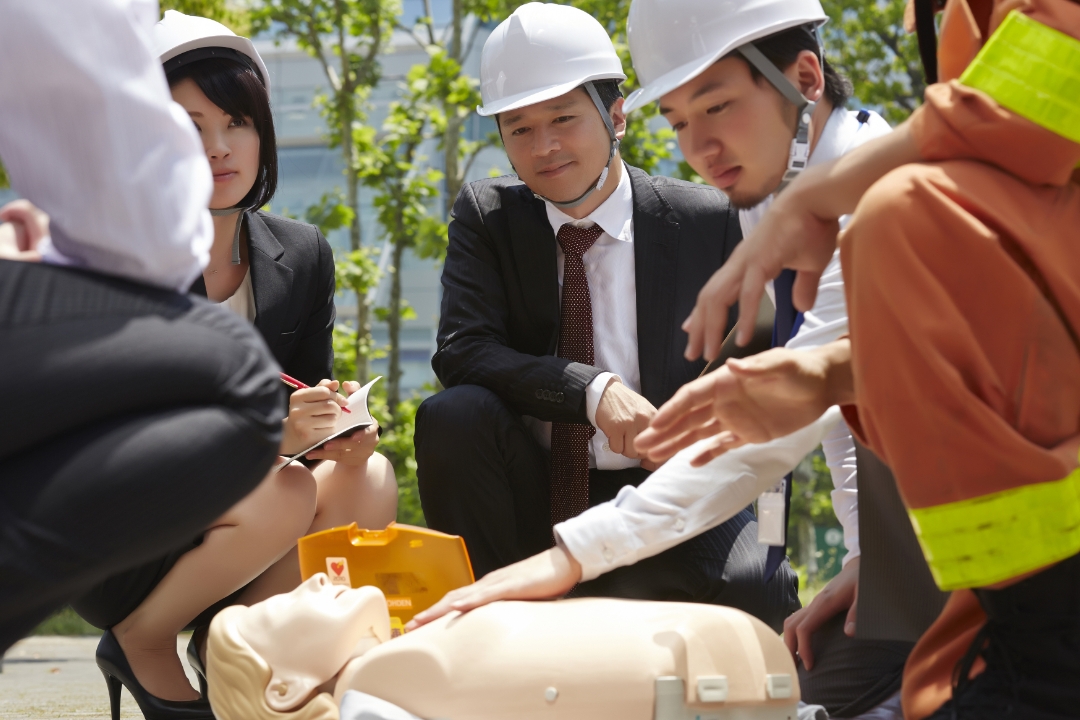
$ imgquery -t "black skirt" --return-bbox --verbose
[72,534,246,630]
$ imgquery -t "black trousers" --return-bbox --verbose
[0,260,283,653]
[797,611,913,717]
[925,552,1080,720]
[415,384,801,633]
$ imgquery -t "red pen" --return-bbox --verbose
[280,372,351,413]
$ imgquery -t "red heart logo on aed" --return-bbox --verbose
[330,562,345,576]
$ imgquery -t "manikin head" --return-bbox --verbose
[206,574,391,720]
[155,11,278,211]
[625,0,849,208]
[478,3,628,218]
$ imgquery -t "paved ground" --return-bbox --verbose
[0,636,199,720]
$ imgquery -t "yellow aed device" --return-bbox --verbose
[297,522,475,626]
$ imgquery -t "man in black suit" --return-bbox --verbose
[415,2,798,630]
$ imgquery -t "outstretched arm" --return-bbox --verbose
[684,124,921,360]
[636,339,854,462]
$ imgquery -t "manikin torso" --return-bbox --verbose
[208,574,799,720]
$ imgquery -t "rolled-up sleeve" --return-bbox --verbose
[556,407,843,581]
[0,0,212,291]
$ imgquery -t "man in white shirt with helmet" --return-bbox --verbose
[415,2,801,634]
[415,1,917,717]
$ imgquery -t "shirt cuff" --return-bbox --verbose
[585,372,619,428]
[554,501,639,582]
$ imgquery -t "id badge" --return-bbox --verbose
[757,481,787,547]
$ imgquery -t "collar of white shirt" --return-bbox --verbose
[542,162,634,243]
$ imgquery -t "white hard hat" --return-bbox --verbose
[477,2,626,117]
[623,0,827,112]
[153,10,270,93]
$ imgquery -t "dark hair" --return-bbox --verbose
[589,79,624,111]
[166,55,278,209]
[746,24,851,109]
[494,79,624,132]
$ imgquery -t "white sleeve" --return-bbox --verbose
[585,372,618,427]
[555,407,843,581]
[0,0,213,291]
[786,249,859,562]
[821,417,859,563]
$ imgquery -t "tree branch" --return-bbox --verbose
[395,21,432,53]
[461,139,492,180]
[423,0,437,46]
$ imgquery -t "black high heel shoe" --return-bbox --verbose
[184,630,208,698]
[96,629,214,720]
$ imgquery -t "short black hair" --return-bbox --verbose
[494,79,623,132]
[589,79,624,111]
[745,24,851,109]
[166,55,278,209]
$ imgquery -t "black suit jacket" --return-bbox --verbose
[191,210,336,386]
[433,166,741,423]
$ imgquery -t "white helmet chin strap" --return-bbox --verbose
[736,43,816,195]
[209,207,247,264]
[531,82,621,210]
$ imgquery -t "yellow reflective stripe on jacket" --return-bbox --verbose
[959,10,1080,145]
[908,467,1080,590]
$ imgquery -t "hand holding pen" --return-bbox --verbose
[278,374,351,456]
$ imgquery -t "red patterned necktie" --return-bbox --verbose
[550,222,604,527]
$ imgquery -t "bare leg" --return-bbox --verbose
[239,451,398,604]
[111,464,317,700]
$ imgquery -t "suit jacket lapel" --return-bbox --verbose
[506,185,560,353]
[629,167,680,405]
[246,211,295,339]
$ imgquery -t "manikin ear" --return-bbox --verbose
[609,96,628,141]
[791,50,825,103]
[265,670,320,712]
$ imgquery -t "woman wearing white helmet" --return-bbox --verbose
[71,13,398,720]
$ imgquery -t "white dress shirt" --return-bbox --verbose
[556,108,892,581]
[0,0,213,291]
[523,163,640,470]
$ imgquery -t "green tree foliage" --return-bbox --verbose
[567,0,677,174]
[159,0,250,33]
[253,0,399,383]
[788,447,844,592]
[303,190,385,384]
[0,159,8,190]
[821,0,925,123]
[359,64,447,419]
[331,311,425,527]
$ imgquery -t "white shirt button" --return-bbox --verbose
[602,442,610,452]
[674,518,686,531]
[602,545,614,562]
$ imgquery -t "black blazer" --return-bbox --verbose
[191,210,336,386]
[433,165,742,424]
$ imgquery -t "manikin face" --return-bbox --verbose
[170,77,260,210]
[499,88,626,205]
[235,574,391,711]
[658,52,823,209]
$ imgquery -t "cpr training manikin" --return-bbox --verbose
[205,574,803,720]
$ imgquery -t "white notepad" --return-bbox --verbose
[280,376,381,465]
